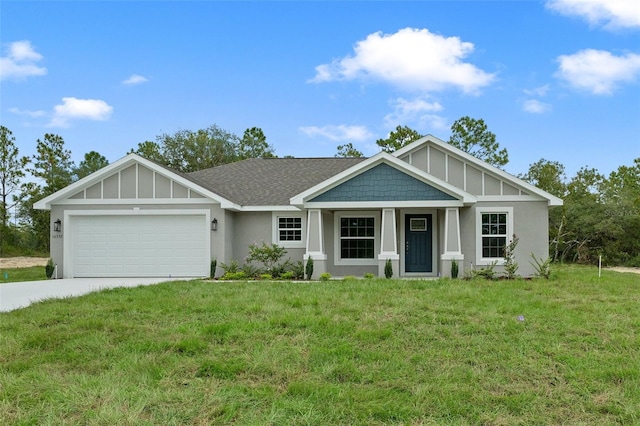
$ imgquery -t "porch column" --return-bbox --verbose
[304,209,327,279]
[378,208,399,278]
[441,207,464,278]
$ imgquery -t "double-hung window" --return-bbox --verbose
[335,211,380,265]
[273,213,305,248]
[340,217,375,259]
[481,213,507,258]
[278,217,302,242]
[476,207,513,265]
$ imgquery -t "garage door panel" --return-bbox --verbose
[71,214,208,278]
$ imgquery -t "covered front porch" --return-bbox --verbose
[289,152,476,279]
[302,207,465,279]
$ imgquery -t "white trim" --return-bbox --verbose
[239,205,302,212]
[443,207,462,257]
[305,209,325,258]
[304,200,465,209]
[272,211,306,249]
[379,208,398,258]
[393,135,563,206]
[475,206,514,266]
[63,208,211,279]
[476,195,546,202]
[49,198,216,206]
[334,211,381,266]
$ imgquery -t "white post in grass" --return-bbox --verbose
[598,255,602,278]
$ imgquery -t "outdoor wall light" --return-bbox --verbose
[53,219,62,233]
[211,218,218,231]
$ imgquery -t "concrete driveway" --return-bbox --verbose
[0,277,176,312]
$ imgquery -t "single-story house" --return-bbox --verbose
[34,135,562,279]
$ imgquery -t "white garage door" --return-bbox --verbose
[70,214,209,278]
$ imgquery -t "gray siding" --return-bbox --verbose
[459,201,549,277]
[66,163,207,201]
[401,144,532,198]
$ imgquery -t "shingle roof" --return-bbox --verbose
[187,157,366,206]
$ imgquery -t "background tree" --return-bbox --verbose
[17,134,75,252]
[520,158,567,262]
[132,124,274,172]
[448,116,508,168]
[519,158,566,198]
[131,140,165,163]
[597,159,640,265]
[335,143,364,158]
[74,151,109,180]
[0,126,30,255]
[559,166,605,264]
[160,125,239,172]
[238,127,275,160]
[376,125,422,153]
[29,133,75,192]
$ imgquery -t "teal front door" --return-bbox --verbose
[405,214,433,273]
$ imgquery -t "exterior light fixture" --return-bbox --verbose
[211,218,218,231]
[53,219,62,232]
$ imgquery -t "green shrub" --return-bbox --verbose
[466,261,498,280]
[280,271,295,280]
[451,259,459,279]
[241,263,263,279]
[364,272,375,279]
[384,258,393,279]
[290,261,305,280]
[305,257,314,280]
[45,258,55,279]
[530,252,552,279]
[259,273,273,281]
[220,271,248,281]
[343,275,357,282]
[220,259,240,275]
[503,234,520,279]
[319,272,331,282]
[247,241,287,276]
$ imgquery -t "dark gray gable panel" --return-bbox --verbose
[310,163,457,202]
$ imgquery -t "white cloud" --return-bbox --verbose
[0,40,47,80]
[556,49,640,95]
[310,27,496,94]
[523,99,552,114]
[299,125,373,142]
[123,74,149,85]
[546,0,640,30]
[384,97,447,130]
[49,97,113,127]
[9,107,47,118]
[523,84,550,97]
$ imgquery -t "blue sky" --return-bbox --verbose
[2,0,639,179]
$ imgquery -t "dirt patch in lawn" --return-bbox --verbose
[0,257,49,269]
[607,267,640,275]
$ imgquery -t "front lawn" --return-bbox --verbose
[0,266,46,284]
[1,265,638,424]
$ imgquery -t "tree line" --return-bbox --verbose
[2,119,638,266]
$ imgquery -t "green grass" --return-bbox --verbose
[1,265,638,425]
[0,266,46,283]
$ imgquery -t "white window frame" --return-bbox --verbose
[334,211,380,266]
[475,207,513,266]
[272,212,306,248]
